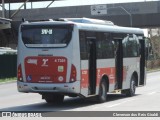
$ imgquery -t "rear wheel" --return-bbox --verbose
[43,94,64,104]
[124,76,136,97]
[97,80,107,103]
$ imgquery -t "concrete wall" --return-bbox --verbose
[1,1,160,48]
[7,1,160,28]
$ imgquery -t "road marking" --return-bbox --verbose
[90,106,102,110]
[147,91,157,95]
[107,99,136,108]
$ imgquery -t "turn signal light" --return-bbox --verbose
[69,64,77,83]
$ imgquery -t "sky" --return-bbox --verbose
[0,0,158,10]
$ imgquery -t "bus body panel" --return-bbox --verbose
[123,57,140,89]
[17,81,80,94]
[24,56,68,83]
[18,44,73,83]
[80,59,116,96]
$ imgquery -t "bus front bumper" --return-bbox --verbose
[17,81,80,94]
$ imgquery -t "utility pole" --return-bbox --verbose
[107,6,132,27]
[2,0,5,18]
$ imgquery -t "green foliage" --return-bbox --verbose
[150,36,160,59]
[0,77,16,83]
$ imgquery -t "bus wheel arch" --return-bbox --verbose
[97,75,109,103]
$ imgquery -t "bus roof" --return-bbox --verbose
[75,23,144,35]
[21,18,144,35]
[62,18,143,35]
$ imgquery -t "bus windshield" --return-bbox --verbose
[21,24,73,47]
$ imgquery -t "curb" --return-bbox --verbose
[0,80,16,85]
[147,69,160,73]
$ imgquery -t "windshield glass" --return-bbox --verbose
[21,24,73,47]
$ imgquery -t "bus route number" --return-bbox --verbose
[54,59,66,63]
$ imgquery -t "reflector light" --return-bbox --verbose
[58,76,64,82]
[70,64,77,83]
[18,64,23,82]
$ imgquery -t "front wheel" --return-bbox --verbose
[97,80,107,103]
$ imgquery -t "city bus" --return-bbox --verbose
[17,18,146,103]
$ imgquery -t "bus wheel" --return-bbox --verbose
[44,94,64,104]
[97,80,107,103]
[126,76,136,97]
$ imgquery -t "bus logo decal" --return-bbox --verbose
[42,59,48,67]
[27,59,37,65]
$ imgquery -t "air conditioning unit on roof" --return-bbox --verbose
[62,17,114,26]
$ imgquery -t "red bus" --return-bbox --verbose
[17,18,146,103]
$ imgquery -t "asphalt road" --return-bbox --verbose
[0,71,160,112]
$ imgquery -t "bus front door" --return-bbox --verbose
[88,37,97,95]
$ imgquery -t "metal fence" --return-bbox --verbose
[0,55,17,78]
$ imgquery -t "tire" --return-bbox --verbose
[97,80,107,103]
[125,76,136,97]
[44,94,64,104]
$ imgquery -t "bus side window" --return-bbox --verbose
[127,35,138,57]
[124,34,139,57]
[103,33,114,58]
[96,32,102,59]
[79,31,88,60]
[96,32,114,59]
[122,36,128,57]
[133,34,140,56]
